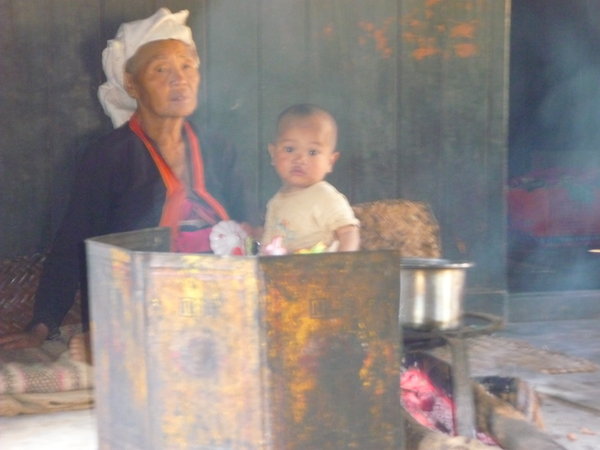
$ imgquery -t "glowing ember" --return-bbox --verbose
[400,368,499,446]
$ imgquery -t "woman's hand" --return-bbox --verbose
[240,222,263,241]
[0,323,49,350]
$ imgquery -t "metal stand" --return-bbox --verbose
[403,312,504,438]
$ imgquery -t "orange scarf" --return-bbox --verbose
[129,115,229,234]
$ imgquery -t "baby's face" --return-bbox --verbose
[269,113,339,193]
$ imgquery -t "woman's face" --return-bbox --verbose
[125,39,200,120]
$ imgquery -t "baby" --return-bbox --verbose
[262,104,360,254]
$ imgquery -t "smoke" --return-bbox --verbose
[508,0,600,292]
[537,28,600,156]
[510,0,600,170]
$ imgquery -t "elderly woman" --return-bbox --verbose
[0,9,252,355]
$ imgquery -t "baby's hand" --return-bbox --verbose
[262,236,288,255]
[336,225,360,252]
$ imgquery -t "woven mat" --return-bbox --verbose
[0,325,93,396]
[428,335,599,375]
[0,253,83,336]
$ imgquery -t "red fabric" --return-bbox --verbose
[509,188,600,237]
[508,168,600,238]
[173,227,213,253]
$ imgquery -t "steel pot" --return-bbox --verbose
[398,258,474,330]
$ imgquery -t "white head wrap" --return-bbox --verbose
[98,8,196,128]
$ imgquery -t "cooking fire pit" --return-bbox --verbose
[398,258,565,449]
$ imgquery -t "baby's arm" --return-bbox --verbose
[335,224,360,251]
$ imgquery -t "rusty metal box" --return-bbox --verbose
[86,227,404,449]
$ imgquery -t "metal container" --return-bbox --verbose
[398,258,473,330]
[86,227,405,450]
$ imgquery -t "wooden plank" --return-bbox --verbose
[258,0,311,208]
[436,0,501,274]
[0,0,53,256]
[44,1,108,238]
[183,3,210,125]
[397,0,446,205]
[203,0,262,224]
[306,0,399,203]
[99,0,159,42]
[471,0,510,288]
[398,0,509,291]
[434,0,508,289]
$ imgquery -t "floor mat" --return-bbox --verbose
[427,335,599,375]
[0,390,93,416]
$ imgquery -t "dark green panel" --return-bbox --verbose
[45,2,108,237]
[397,0,446,203]
[397,0,509,292]
[306,0,399,203]
[183,3,210,125]
[0,0,54,256]
[100,0,160,41]
[258,0,311,207]
[485,0,510,289]
[204,0,261,224]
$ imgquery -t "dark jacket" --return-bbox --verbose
[29,121,249,335]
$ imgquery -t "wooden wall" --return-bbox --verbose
[0,0,510,307]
